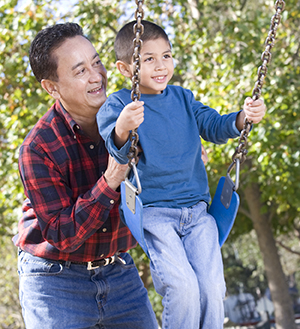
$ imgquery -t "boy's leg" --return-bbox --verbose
[18,250,157,329]
[182,201,226,329]
[143,207,201,329]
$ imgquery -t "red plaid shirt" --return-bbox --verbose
[13,100,136,262]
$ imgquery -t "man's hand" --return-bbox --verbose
[103,155,128,190]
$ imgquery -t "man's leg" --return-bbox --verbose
[96,252,158,329]
[18,250,157,329]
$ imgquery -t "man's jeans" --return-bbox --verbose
[143,201,226,329]
[18,250,157,329]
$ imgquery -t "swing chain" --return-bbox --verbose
[231,0,285,166]
[127,0,144,168]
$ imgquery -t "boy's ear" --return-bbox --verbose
[116,60,132,78]
[41,79,61,100]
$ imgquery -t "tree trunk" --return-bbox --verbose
[244,182,296,329]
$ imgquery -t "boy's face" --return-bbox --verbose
[132,37,174,94]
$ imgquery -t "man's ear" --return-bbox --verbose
[41,79,61,99]
[116,60,132,78]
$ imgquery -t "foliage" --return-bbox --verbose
[0,0,58,237]
[222,231,268,297]
[0,236,24,329]
[0,0,299,326]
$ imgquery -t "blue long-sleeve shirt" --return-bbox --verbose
[97,85,240,208]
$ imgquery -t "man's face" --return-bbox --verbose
[50,35,107,120]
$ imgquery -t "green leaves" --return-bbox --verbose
[0,0,299,325]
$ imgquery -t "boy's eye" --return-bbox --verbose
[145,57,153,62]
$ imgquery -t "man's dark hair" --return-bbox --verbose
[114,20,170,64]
[29,23,86,83]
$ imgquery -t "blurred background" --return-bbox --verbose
[0,0,299,328]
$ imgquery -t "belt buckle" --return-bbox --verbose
[87,255,116,270]
[87,261,100,270]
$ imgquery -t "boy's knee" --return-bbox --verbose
[201,280,226,301]
[174,274,200,303]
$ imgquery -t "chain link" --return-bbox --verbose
[232,0,285,165]
[127,0,144,167]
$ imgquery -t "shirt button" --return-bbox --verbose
[73,135,76,139]
[90,144,95,149]
[102,228,107,232]
[76,125,80,129]
[110,200,115,204]
[100,254,104,258]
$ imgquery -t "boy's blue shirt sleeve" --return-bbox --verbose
[185,89,241,143]
[97,93,130,164]
[106,132,131,165]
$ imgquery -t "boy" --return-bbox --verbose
[97,20,266,329]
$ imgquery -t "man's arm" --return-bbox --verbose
[18,146,125,253]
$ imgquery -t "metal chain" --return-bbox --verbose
[231,0,285,165]
[127,0,144,167]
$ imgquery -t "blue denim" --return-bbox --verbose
[18,250,158,329]
[143,201,226,329]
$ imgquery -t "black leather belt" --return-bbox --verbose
[60,254,126,270]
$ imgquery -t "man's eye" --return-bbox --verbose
[76,68,85,75]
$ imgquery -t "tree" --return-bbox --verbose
[1,0,299,328]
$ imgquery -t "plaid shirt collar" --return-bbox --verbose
[56,100,80,135]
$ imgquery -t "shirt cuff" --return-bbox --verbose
[107,133,131,164]
[232,111,242,136]
[90,176,120,208]
[232,110,253,137]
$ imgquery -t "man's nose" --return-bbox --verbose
[90,67,103,82]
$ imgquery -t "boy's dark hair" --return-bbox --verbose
[29,23,87,83]
[114,20,170,64]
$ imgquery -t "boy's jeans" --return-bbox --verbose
[143,201,226,329]
[18,251,157,329]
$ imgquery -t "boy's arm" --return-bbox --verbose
[115,101,144,149]
[236,97,266,131]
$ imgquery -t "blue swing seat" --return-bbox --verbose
[120,174,239,255]
[208,175,240,246]
[120,180,149,256]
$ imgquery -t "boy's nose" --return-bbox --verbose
[155,60,166,70]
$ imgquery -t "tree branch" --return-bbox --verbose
[276,240,300,256]
[238,206,252,219]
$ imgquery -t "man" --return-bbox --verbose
[13,22,157,329]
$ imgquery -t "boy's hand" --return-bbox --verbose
[243,97,266,124]
[236,97,266,131]
[115,101,144,148]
